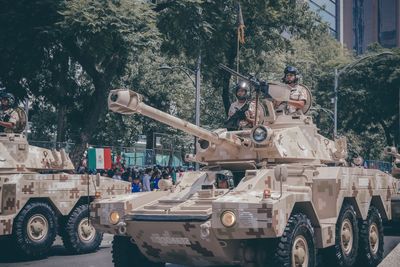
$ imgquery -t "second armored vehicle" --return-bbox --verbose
[0,132,131,258]
[92,77,397,267]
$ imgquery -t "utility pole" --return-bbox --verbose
[194,55,201,171]
[158,55,202,170]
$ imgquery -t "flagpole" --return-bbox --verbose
[236,2,244,83]
[237,27,240,83]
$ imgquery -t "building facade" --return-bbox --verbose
[341,0,400,54]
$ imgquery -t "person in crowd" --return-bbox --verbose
[131,176,142,193]
[112,167,122,180]
[142,167,152,191]
[169,167,177,184]
[162,171,172,180]
[151,169,161,190]
[121,167,131,182]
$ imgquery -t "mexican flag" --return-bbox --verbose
[88,148,112,170]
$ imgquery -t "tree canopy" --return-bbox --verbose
[0,0,398,164]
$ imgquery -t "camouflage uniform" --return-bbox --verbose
[228,100,258,129]
[0,108,19,133]
[274,85,307,115]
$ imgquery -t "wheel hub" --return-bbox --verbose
[369,223,379,255]
[27,214,48,241]
[292,235,309,267]
[341,219,353,255]
[78,218,96,242]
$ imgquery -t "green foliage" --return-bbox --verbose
[1,0,398,163]
[336,48,400,158]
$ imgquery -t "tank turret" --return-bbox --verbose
[0,132,74,173]
[108,88,347,170]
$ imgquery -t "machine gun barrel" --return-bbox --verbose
[108,89,240,148]
[218,64,261,87]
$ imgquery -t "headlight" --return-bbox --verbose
[251,125,272,144]
[221,211,236,228]
[109,211,120,225]
[253,127,267,142]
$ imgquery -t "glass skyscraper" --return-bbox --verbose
[308,0,338,38]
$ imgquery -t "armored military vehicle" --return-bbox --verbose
[92,69,396,267]
[0,132,131,258]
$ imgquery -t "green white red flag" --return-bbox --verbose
[88,148,112,170]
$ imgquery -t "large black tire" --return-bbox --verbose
[275,213,316,267]
[330,203,359,267]
[61,204,103,254]
[112,235,165,267]
[358,206,384,267]
[12,202,57,258]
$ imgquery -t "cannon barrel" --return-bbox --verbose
[108,89,240,147]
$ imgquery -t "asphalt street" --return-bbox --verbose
[0,233,399,267]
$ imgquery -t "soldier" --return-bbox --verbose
[226,82,260,130]
[0,92,19,133]
[215,170,234,189]
[274,66,308,115]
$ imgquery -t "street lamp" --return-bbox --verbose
[158,56,201,170]
[333,51,394,137]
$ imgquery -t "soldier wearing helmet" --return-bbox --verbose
[274,66,308,115]
[226,81,262,130]
[215,170,235,189]
[0,92,19,133]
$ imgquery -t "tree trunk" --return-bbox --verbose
[221,72,232,115]
[69,78,110,167]
[64,39,120,168]
[221,44,238,115]
[56,104,67,143]
[379,120,394,146]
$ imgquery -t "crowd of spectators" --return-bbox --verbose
[76,153,191,192]
[77,161,188,193]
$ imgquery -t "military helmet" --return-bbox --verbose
[0,92,15,107]
[282,66,299,84]
[235,81,250,101]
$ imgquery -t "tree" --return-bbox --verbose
[155,0,328,115]
[0,0,161,165]
[336,47,400,158]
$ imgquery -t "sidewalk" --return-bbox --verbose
[379,243,400,267]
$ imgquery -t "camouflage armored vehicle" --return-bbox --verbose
[384,147,400,223]
[0,132,131,258]
[92,72,396,267]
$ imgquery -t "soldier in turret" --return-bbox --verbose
[215,170,235,189]
[0,92,19,133]
[274,66,308,115]
[226,82,260,130]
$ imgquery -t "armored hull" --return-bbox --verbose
[108,166,393,266]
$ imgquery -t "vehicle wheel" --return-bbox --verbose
[358,206,384,267]
[275,213,316,267]
[112,235,165,267]
[61,204,103,254]
[331,203,359,267]
[12,202,57,258]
